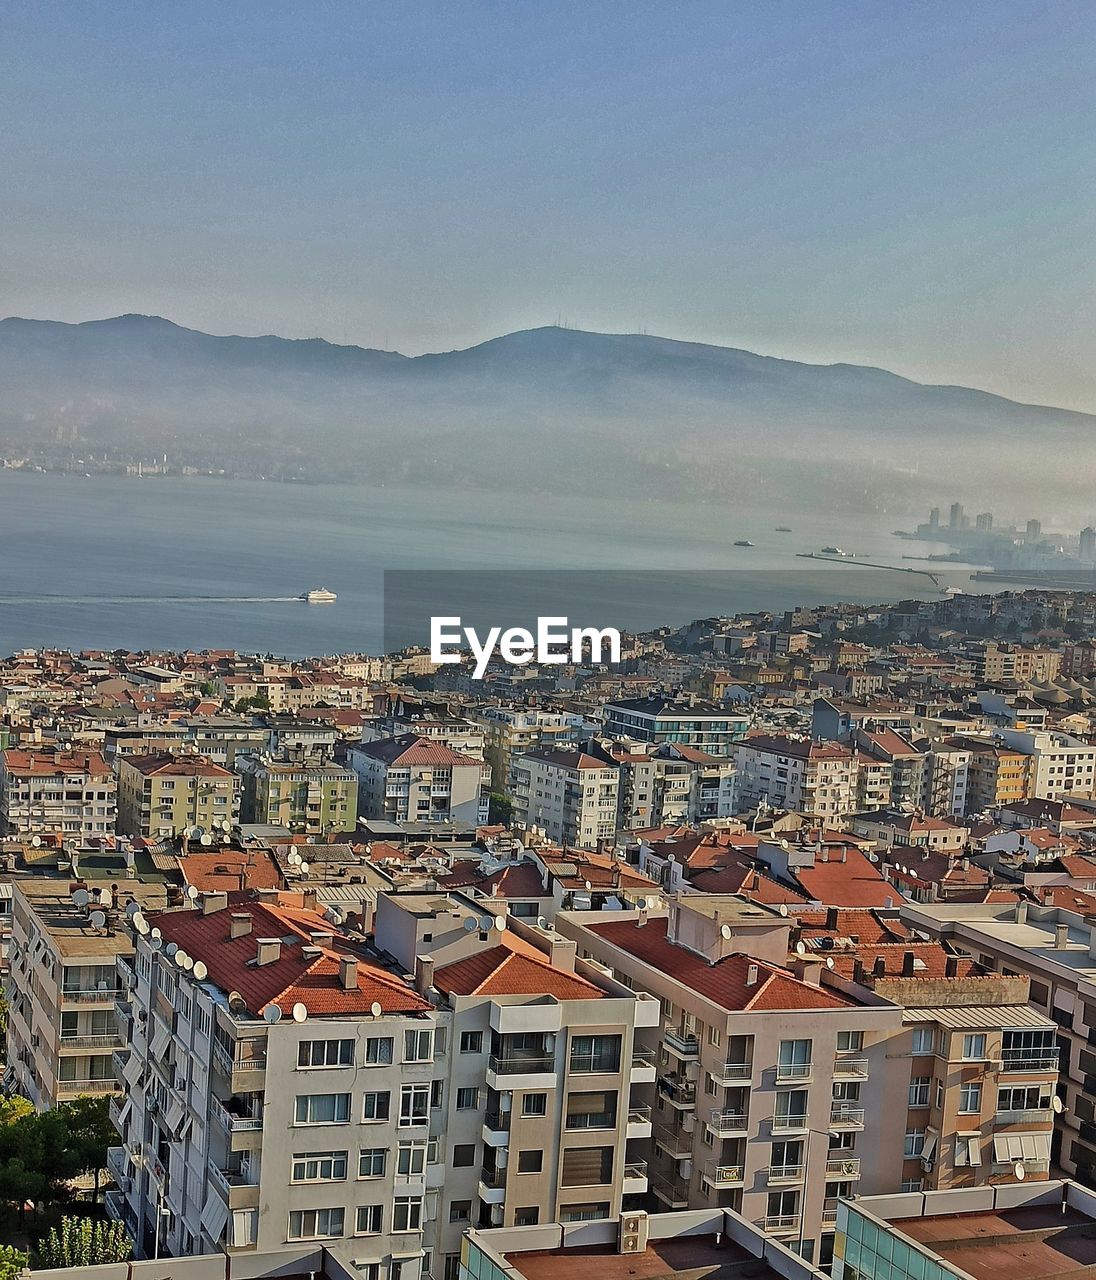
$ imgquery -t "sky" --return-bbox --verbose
[2,1,1094,410]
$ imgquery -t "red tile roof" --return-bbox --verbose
[149,898,429,1017]
[125,753,235,778]
[438,862,547,899]
[356,734,481,768]
[179,850,283,893]
[588,917,854,1012]
[2,749,112,777]
[434,940,605,1000]
[791,846,896,907]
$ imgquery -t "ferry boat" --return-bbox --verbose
[300,587,337,603]
[820,546,846,556]
[733,539,755,548]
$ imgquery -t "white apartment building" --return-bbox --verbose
[735,736,859,820]
[473,708,583,790]
[348,736,490,829]
[0,749,117,837]
[993,729,1096,802]
[5,879,166,1108]
[107,891,442,1269]
[510,748,620,849]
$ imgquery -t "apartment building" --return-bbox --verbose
[4,879,166,1108]
[555,895,908,1267]
[997,729,1096,803]
[474,708,582,790]
[510,747,620,849]
[735,736,859,821]
[902,900,1090,1182]
[0,748,116,837]
[116,754,242,839]
[975,643,1062,685]
[236,752,358,836]
[601,698,749,759]
[108,892,439,1266]
[956,738,1030,813]
[348,736,490,829]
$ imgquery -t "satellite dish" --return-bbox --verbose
[193,961,208,981]
[175,950,190,969]
[825,957,835,969]
[868,853,880,863]
[370,1001,382,1017]
[463,918,477,933]
[133,912,150,935]
[720,924,733,940]
[795,941,807,955]
[165,942,178,958]
[1014,1161,1026,1181]
[186,885,199,900]
[299,862,310,875]
[125,901,140,918]
[292,1002,308,1023]
[536,916,549,929]
[479,917,493,932]
[31,835,41,847]
[584,879,593,891]
[200,834,213,846]
[1052,1096,1065,1114]
[263,1005,283,1024]
[778,904,789,917]
[325,906,345,925]
[90,909,107,929]
[193,827,205,841]
[73,889,90,908]
[289,851,302,866]
[493,917,506,932]
[150,927,162,940]
[150,935,163,951]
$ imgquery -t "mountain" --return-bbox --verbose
[1,313,1092,508]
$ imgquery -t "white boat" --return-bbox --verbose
[300,587,337,603]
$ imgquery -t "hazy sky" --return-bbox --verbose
[3,1,1094,409]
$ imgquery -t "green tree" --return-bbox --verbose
[0,1244,27,1280]
[60,1096,114,1202]
[487,791,514,825]
[37,1217,132,1268]
[0,1096,33,1127]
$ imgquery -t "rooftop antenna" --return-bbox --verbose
[292,1002,308,1023]
[89,909,107,930]
[193,960,208,981]
[263,1005,283,1024]
[370,1001,382,1018]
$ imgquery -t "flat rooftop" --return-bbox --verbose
[508,1235,787,1280]
[893,1206,1096,1280]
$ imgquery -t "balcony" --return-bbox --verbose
[702,1162,745,1188]
[57,1078,119,1096]
[111,1048,130,1078]
[61,987,121,1005]
[829,1105,866,1129]
[707,1109,749,1136]
[213,1099,264,1149]
[757,1216,800,1237]
[653,1122,693,1159]
[482,1109,510,1146]
[766,1163,804,1185]
[657,1076,697,1110]
[106,1145,129,1187]
[833,1055,869,1079]
[631,1049,657,1082]
[623,1160,648,1193]
[771,1112,809,1135]
[569,1052,622,1075]
[775,1061,812,1083]
[826,1157,861,1179]
[60,1033,122,1051]
[711,1061,752,1086]
[664,1029,700,1060]
[1000,1048,1059,1072]
[487,1054,557,1089]
[627,1105,653,1139]
[821,1198,840,1228]
[651,1174,691,1208]
[210,1164,260,1210]
[478,1167,507,1205]
[996,1108,1053,1124]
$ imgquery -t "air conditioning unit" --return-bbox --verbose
[619,1211,649,1255]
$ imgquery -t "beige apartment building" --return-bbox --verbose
[4,879,166,1108]
[474,708,581,790]
[236,751,358,835]
[116,753,241,838]
[554,895,909,1268]
[0,748,117,837]
[510,747,620,849]
[735,737,859,821]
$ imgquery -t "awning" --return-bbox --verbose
[993,1132,1052,1163]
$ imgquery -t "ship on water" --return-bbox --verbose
[300,587,337,603]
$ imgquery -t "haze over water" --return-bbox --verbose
[0,472,978,656]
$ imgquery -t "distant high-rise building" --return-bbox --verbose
[975,512,993,531]
[928,507,940,528]
[948,502,964,530]
[1026,518,1042,541]
[1081,526,1096,563]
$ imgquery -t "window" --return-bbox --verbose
[456,1086,480,1110]
[396,1140,428,1177]
[355,1205,383,1235]
[561,1146,613,1186]
[959,1082,982,1113]
[908,1076,930,1107]
[778,1039,812,1079]
[453,1144,476,1167]
[430,1079,443,1109]
[515,1208,540,1226]
[560,1203,610,1223]
[405,1028,433,1063]
[359,1148,387,1178]
[522,1092,547,1117]
[366,1036,394,1065]
[460,1030,483,1054]
[288,1208,345,1240]
[449,1200,471,1224]
[962,1034,986,1061]
[901,1178,924,1193]
[292,1151,348,1182]
[774,1089,807,1129]
[837,1030,863,1052]
[298,1039,354,1068]
[362,1091,391,1122]
[565,1090,617,1129]
[295,1094,350,1125]
[997,1085,1051,1113]
[569,1034,621,1073]
[392,1195,423,1232]
[904,1129,925,1158]
[707,1025,721,1047]
[400,1084,430,1126]
[517,1150,542,1173]
[911,1027,934,1055]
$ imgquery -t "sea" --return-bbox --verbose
[0,471,984,657]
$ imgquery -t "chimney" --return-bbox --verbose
[201,890,229,916]
[826,906,839,931]
[852,958,866,985]
[873,955,886,979]
[256,938,281,966]
[945,955,958,978]
[229,912,253,939]
[549,936,577,973]
[415,955,435,996]
[1015,902,1029,925]
[339,956,358,990]
[1056,922,1070,949]
[746,963,759,986]
[301,888,319,912]
[902,951,916,978]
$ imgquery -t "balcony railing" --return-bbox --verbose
[631,1049,656,1070]
[771,1112,809,1134]
[627,1104,652,1124]
[826,1157,861,1178]
[703,1162,744,1186]
[653,1122,692,1156]
[489,1054,555,1075]
[711,1061,752,1084]
[708,1109,749,1134]
[664,1029,700,1058]
[830,1104,866,1127]
[775,1061,812,1082]
[58,1078,118,1094]
[479,1166,506,1189]
[60,1033,122,1050]
[834,1055,869,1078]
[483,1109,510,1132]
[623,1160,648,1181]
[757,1216,800,1235]
[61,987,122,1004]
[651,1174,691,1206]
[569,1053,621,1074]
[1000,1048,1059,1072]
[657,1077,697,1107]
[821,1198,840,1227]
[767,1163,804,1184]
[996,1107,1053,1124]
[214,1100,263,1132]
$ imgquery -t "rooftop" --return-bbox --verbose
[509,1236,788,1280]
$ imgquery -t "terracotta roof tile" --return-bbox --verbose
[434,940,605,1000]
